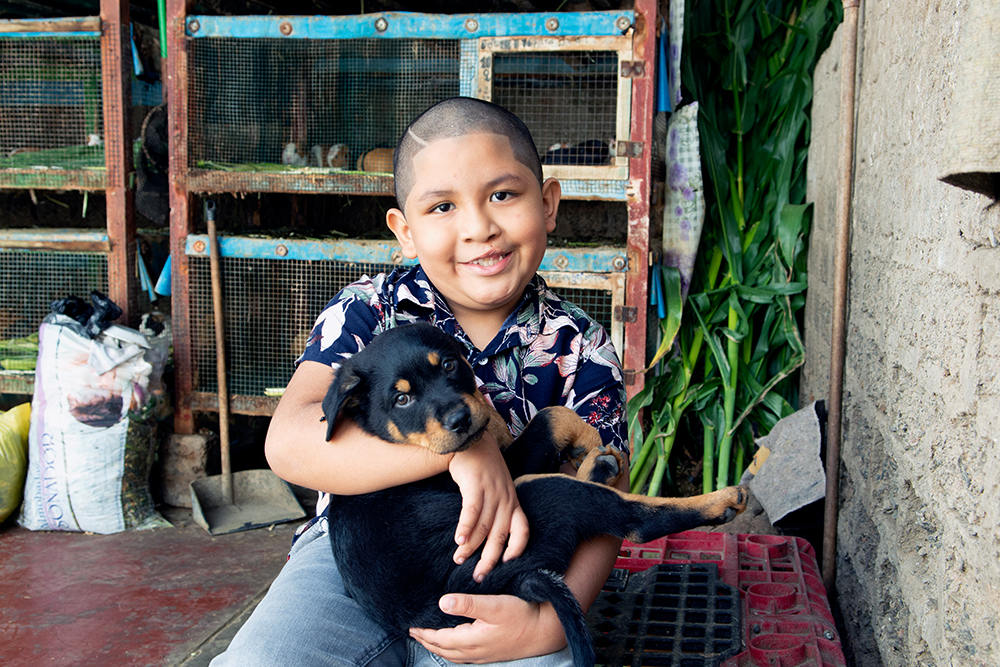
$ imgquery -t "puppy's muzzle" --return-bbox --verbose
[442,404,472,434]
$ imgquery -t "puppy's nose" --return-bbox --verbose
[442,405,472,433]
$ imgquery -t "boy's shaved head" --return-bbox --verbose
[394,97,544,212]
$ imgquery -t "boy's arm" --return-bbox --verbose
[266,359,455,494]
[266,359,529,572]
[408,458,629,662]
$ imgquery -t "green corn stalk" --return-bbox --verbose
[627,0,840,496]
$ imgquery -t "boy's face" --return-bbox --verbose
[386,132,560,326]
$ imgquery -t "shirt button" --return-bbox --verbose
[479,359,488,365]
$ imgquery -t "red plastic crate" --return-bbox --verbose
[614,532,847,667]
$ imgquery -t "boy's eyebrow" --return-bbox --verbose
[412,173,528,205]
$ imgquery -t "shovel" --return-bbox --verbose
[190,199,305,535]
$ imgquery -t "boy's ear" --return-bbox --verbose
[386,208,419,259]
[541,177,561,234]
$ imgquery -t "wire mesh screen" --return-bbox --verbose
[0,36,106,188]
[188,257,615,400]
[187,38,460,192]
[492,51,619,164]
[0,249,108,364]
[558,285,613,333]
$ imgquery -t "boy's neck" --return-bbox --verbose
[453,308,512,351]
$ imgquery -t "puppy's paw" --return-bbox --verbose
[577,445,627,486]
[705,485,749,525]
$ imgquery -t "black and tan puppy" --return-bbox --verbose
[321,323,747,667]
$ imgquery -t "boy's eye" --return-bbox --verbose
[394,393,411,407]
[490,191,514,202]
[431,202,455,214]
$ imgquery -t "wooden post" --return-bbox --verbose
[100,0,138,327]
[166,0,195,434]
[623,0,656,400]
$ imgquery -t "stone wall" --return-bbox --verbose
[801,2,1000,665]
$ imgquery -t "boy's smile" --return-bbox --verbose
[387,133,560,346]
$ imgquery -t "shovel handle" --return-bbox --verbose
[206,200,233,505]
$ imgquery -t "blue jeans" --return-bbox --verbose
[210,518,574,667]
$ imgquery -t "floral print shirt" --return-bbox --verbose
[295,265,627,529]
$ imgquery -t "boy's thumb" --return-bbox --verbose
[440,593,486,618]
[439,594,464,614]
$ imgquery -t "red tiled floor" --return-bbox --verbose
[0,512,297,667]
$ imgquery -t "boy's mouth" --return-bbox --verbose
[465,251,511,269]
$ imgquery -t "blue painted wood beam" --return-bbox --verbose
[186,11,633,40]
[185,234,628,273]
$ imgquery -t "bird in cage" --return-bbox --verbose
[282,142,308,167]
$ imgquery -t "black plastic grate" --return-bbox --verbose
[588,563,743,667]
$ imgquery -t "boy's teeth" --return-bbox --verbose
[470,255,503,267]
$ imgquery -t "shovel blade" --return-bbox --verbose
[190,469,306,535]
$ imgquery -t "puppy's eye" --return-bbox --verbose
[394,393,411,407]
[442,358,457,373]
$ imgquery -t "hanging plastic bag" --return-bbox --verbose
[18,313,169,533]
[0,403,31,523]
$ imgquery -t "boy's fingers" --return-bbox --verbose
[502,507,530,562]
[473,518,512,581]
[454,494,484,547]
[455,504,495,564]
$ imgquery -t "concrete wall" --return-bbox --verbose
[801,2,1000,665]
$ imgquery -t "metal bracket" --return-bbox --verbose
[615,141,644,158]
[620,60,646,78]
[614,306,638,323]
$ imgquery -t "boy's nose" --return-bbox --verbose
[460,207,500,243]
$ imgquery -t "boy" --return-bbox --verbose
[212,98,628,666]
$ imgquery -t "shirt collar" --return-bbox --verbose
[392,267,570,356]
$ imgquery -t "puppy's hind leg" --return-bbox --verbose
[516,475,749,546]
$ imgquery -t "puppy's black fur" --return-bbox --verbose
[322,323,747,667]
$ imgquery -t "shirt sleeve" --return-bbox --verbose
[297,275,386,370]
[566,321,629,461]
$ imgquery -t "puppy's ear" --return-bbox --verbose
[322,371,362,441]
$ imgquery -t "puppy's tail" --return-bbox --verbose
[513,570,595,667]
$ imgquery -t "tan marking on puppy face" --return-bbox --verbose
[410,416,460,454]
[395,379,411,393]
[465,393,512,450]
[427,351,440,366]
[386,420,404,443]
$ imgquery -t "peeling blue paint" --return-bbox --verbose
[186,12,633,40]
[185,235,627,273]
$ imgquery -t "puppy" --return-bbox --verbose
[321,323,747,667]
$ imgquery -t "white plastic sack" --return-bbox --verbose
[19,314,167,534]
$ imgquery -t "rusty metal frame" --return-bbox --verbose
[100,0,138,327]
[167,0,196,434]
[0,1,139,397]
[166,3,655,423]
[622,0,655,400]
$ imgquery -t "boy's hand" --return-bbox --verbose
[448,432,529,582]
[409,593,565,663]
